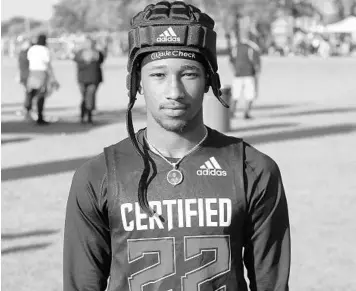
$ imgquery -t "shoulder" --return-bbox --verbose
[243,142,281,183]
[103,130,147,172]
[72,153,107,186]
[208,129,278,174]
[105,136,137,155]
[27,45,36,54]
[70,153,108,208]
[104,136,141,168]
[207,128,243,147]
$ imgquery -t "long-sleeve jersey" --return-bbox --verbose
[63,127,290,291]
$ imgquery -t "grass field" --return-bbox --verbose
[2,55,356,290]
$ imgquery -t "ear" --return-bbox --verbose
[204,76,210,93]
[204,84,210,93]
[138,85,143,95]
[137,72,143,95]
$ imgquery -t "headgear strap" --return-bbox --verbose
[140,49,206,68]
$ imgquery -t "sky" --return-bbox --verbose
[1,0,58,21]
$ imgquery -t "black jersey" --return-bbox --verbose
[63,127,290,291]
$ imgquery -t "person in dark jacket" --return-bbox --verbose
[17,37,32,119]
[73,37,107,124]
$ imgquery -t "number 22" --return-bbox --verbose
[127,235,231,291]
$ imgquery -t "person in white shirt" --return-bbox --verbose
[26,34,59,125]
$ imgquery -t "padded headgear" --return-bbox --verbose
[127,1,228,107]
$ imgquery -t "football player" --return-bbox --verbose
[63,1,291,290]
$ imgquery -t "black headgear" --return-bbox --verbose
[126,0,228,106]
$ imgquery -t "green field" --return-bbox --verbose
[2,56,356,290]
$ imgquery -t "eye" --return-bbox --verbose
[182,72,199,78]
[149,73,166,78]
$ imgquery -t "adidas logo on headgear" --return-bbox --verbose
[197,157,227,176]
[156,27,181,43]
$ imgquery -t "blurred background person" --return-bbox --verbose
[73,36,108,124]
[318,35,331,58]
[228,31,261,120]
[26,34,59,125]
[16,37,32,119]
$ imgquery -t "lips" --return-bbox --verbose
[160,103,189,117]
[161,103,188,110]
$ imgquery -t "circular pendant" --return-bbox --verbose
[167,169,183,186]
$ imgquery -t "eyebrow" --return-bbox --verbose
[180,65,201,71]
[146,64,202,71]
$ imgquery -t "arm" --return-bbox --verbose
[98,37,110,64]
[98,51,105,64]
[43,48,59,85]
[17,50,29,83]
[243,156,291,291]
[253,49,261,74]
[63,158,111,291]
[101,36,110,61]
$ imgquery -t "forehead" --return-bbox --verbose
[141,58,205,71]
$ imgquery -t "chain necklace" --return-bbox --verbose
[144,127,208,186]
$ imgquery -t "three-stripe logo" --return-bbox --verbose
[197,157,227,176]
[156,27,181,43]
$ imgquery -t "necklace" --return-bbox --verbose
[144,127,208,186]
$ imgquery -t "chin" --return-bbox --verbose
[152,110,202,133]
[158,119,189,133]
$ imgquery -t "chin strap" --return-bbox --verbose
[210,73,229,108]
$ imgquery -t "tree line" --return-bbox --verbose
[2,0,356,37]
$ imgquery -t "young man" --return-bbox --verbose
[63,2,290,291]
[228,31,261,119]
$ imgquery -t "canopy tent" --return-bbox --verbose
[324,16,356,33]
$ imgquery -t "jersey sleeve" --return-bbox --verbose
[243,146,291,290]
[63,154,111,291]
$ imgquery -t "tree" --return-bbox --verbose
[352,0,356,15]
[50,0,154,32]
[1,17,43,36]
[291,1,322,18]
[334,0,346,19]
[51,0,92,32]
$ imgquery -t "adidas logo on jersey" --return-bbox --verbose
[156,27,181,43]
[197,157,227,176]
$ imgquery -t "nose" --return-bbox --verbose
[166,75,184,100]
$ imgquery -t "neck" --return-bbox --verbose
[146,120,207,159]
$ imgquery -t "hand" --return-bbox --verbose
[51,80,60,90]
